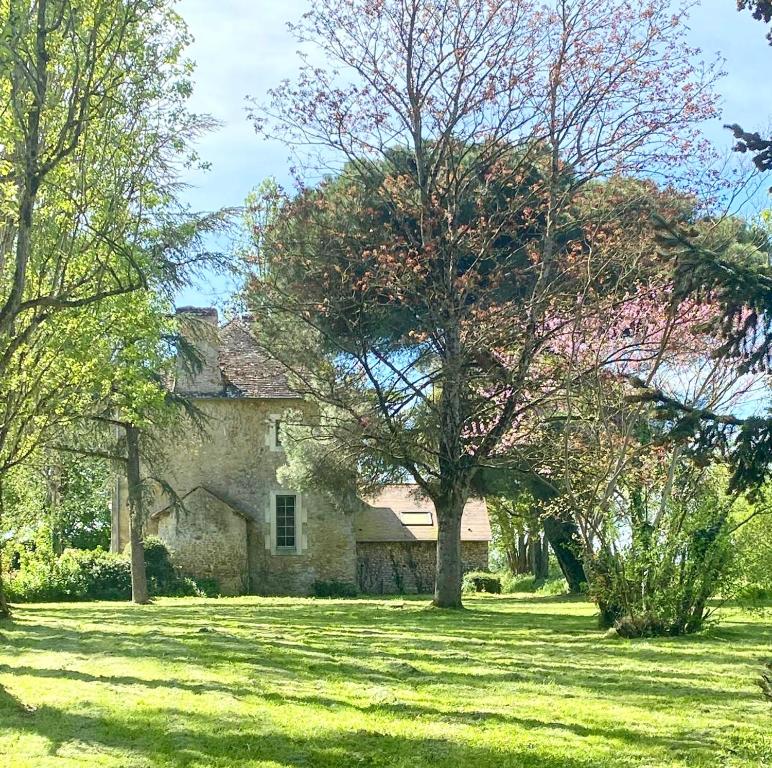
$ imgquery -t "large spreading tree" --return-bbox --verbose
[248,0,723,607]
[0,0,223,615]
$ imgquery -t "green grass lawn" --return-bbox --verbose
[0,595,769,767]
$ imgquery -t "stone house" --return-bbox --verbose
[111,308,490,595]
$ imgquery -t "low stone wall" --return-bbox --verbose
[357,541,489,594]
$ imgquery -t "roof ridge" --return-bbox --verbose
[152,485,250,519]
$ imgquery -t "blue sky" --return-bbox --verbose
[174,0,772,307]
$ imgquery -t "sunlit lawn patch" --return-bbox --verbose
[0,595,769,767]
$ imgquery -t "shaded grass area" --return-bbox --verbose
[0,595,770,767]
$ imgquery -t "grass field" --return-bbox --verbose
[0,595,770,767]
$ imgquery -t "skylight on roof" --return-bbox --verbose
[400,511,433,526]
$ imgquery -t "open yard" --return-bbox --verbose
[0,595,769,768]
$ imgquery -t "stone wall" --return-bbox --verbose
[149,488,248,596]
[115,398,358,596]
[357,541,489,594]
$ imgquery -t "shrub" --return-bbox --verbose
[189,578,221,598]
[158,575,213,598]
[539,577,570,596]
[498,570,569,596]
[7,549,131,602]
[312,579,358,598]
[738,584,772,604]
[142,536,178,594]
[589,479,736,637]
[7,539,215,603]
[462,571,502,594]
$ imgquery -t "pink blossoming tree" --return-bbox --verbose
[248,0,723,608]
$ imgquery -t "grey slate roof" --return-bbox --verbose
[173,309,298,400]
[218,319,297,400]
[355,484,491,542]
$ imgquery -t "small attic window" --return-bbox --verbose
[400,511,433,526]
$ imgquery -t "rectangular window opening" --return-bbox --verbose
[275,494,296,551]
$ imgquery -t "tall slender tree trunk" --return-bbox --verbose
[433,499,465,608]
[0,479,10,618]
[0,553,10,619]
[531,531,550,583]
[504,543,518,574]
[516,533,530,574]
[125,425,149,605]
[543,515,586,593]
[46,464,63,555]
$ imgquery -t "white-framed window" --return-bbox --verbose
[267,490,305,555]
[275,494,296,551]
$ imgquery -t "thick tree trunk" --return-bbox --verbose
[433,500,464,609]
[531,531,549,583]
[126,425,149,605]
[543,515,586,594]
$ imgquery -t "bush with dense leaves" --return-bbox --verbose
[462,572,502,594]
[499,569,571,596]
[6,539,213,602]
[142,536,178,594]
[7,549,131,602]
[589,474,737,636]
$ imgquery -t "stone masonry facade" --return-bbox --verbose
[120,398,358,596]
[357,541,489,595]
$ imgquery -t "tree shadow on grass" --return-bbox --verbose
[1,613,760,709]
[2,597,768,767]
[0,699,686,768]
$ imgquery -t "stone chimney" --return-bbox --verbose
[174,307,224,395]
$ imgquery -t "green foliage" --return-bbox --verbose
[2,456,111,556]
[6,549,131,603]
[589,469,738,636]
[188,578,221,598]
[49,459,112,552]
[499,569,570,596]
[142,535,178,594]
[733,486,772,605]
[312,579,358,598]
[461,571,502,594]
[486,493,532,573]
[0,0,227,611]
[6,539,211,603]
